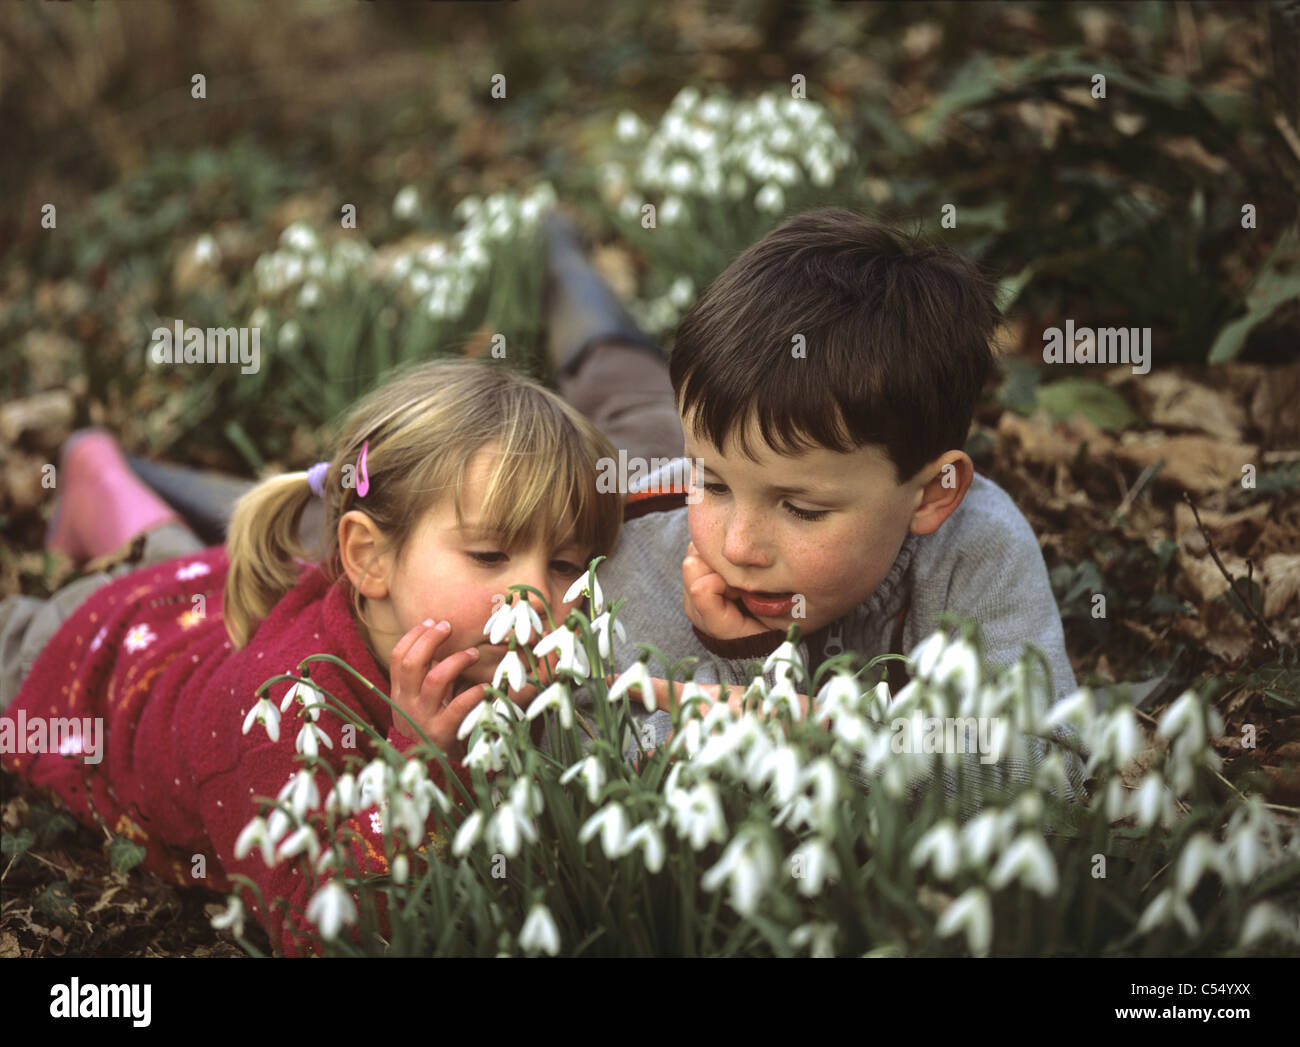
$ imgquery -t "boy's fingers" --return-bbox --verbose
[438,683,490,729]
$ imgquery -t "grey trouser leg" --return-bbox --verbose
[0,524,205,712]
[557,342,684,464]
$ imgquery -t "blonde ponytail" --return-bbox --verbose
[223,471,319,649]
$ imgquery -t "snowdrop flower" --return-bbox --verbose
[463,735,508,774]
[295,721,333,759]
[560,755,607,805]
[579,802,631,859]
[609,658,658,713]
[814,673,861,720]
[1136,887,1198,938]
[936,887,993,957]
[306,880,357,941]
[392,185,419,220]
[931,640,982,714]
[452,810,484,858]
[488,598,543,646]
[627,821,666,874]
[280,680,323,714]
[242,697,281,742]
[1157,690,1206,748]
[1087,707,1141,772]
[756,744,802,805]
[989,832,1058,896]
[533,626,590,681]
[1175,833,1222,894]
[666,276,695,310]
[659,196,684,226]
[1131,772,1176,831]
[357,759,392,811]
[701,826,776,916]
[277,825,321,864]
[754,183,785,213]
[615,111,645,142]
[209,895,245,937]
[519,902,561,956]
[588,610,626,662]
[280,770,321,821]
[266,807,292,849]
[526,680,574,729]
[789,921,837,957]
[193,234,221,266]
[493,648,527,694]
[763,637,806,682]
[234,817,276,867]
[488,803,536,857]
[325,774,358,818]
[961,810,1007,866]
[1041,690,1092,732]
[665,159,695,192]
[911,820,961,881]
[789,837,840,897]
[667,781,728,851]
[1238,902,1293,948]
[563,570,604,614]
[281,222,319,254]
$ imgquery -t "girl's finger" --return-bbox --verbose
[390,618,437,668]
[399,621,452,688]
[438,682,490,731]
[419,646,480,707]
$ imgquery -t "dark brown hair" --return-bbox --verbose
[669,209,1000,482]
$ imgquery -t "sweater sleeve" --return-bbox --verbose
[199,688,474,958]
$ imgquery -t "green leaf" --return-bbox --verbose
[34,880,77,927]
[1,828,34,861]
[1036,378,1139,432]
[108,834,148,874]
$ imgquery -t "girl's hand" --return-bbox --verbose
[681,541,771,640]
[388,620,490,756]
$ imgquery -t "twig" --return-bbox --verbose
[1181,491,1280,651]
[1116,462,1162,519]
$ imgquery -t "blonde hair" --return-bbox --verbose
[223,358,623,649]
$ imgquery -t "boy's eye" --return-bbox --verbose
[702,481,827,521]
[551,560,585,576]
[468,551,506,566]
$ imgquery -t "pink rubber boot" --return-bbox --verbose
[46,429,182,561]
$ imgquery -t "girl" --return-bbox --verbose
[0,358,623,956]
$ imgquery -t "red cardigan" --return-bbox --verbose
[1,546,474,956]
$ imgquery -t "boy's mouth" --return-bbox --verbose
[730,588,796,619]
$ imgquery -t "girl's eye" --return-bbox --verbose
[470,546,587,572]
[702,480,826,521]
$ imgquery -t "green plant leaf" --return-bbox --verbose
[1036,378,1139,431]
[108,834,148,874]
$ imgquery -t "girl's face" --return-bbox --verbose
[356,448,592,689]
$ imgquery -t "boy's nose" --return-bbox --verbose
[721,514,771,568]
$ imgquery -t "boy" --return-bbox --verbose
[543,208,1087,804]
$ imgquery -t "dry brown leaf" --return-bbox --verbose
[1121,371,1245,441]
[1261,553,1300,620]
[997,411,1116,466]
[1249,361,1300,449]
[1173,501,1271,556]
[1116,433,1259,493]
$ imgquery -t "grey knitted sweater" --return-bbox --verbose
[548,464,1088,811]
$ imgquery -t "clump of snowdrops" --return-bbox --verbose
[600,86,858,337]
[218,562,1300,957]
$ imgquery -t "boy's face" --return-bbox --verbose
[683,415,932,637]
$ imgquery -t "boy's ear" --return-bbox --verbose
[338,510,393,599]
[908,451,974,536]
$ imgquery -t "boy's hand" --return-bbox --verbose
[682,541,772,640]
[389,620,536,758]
